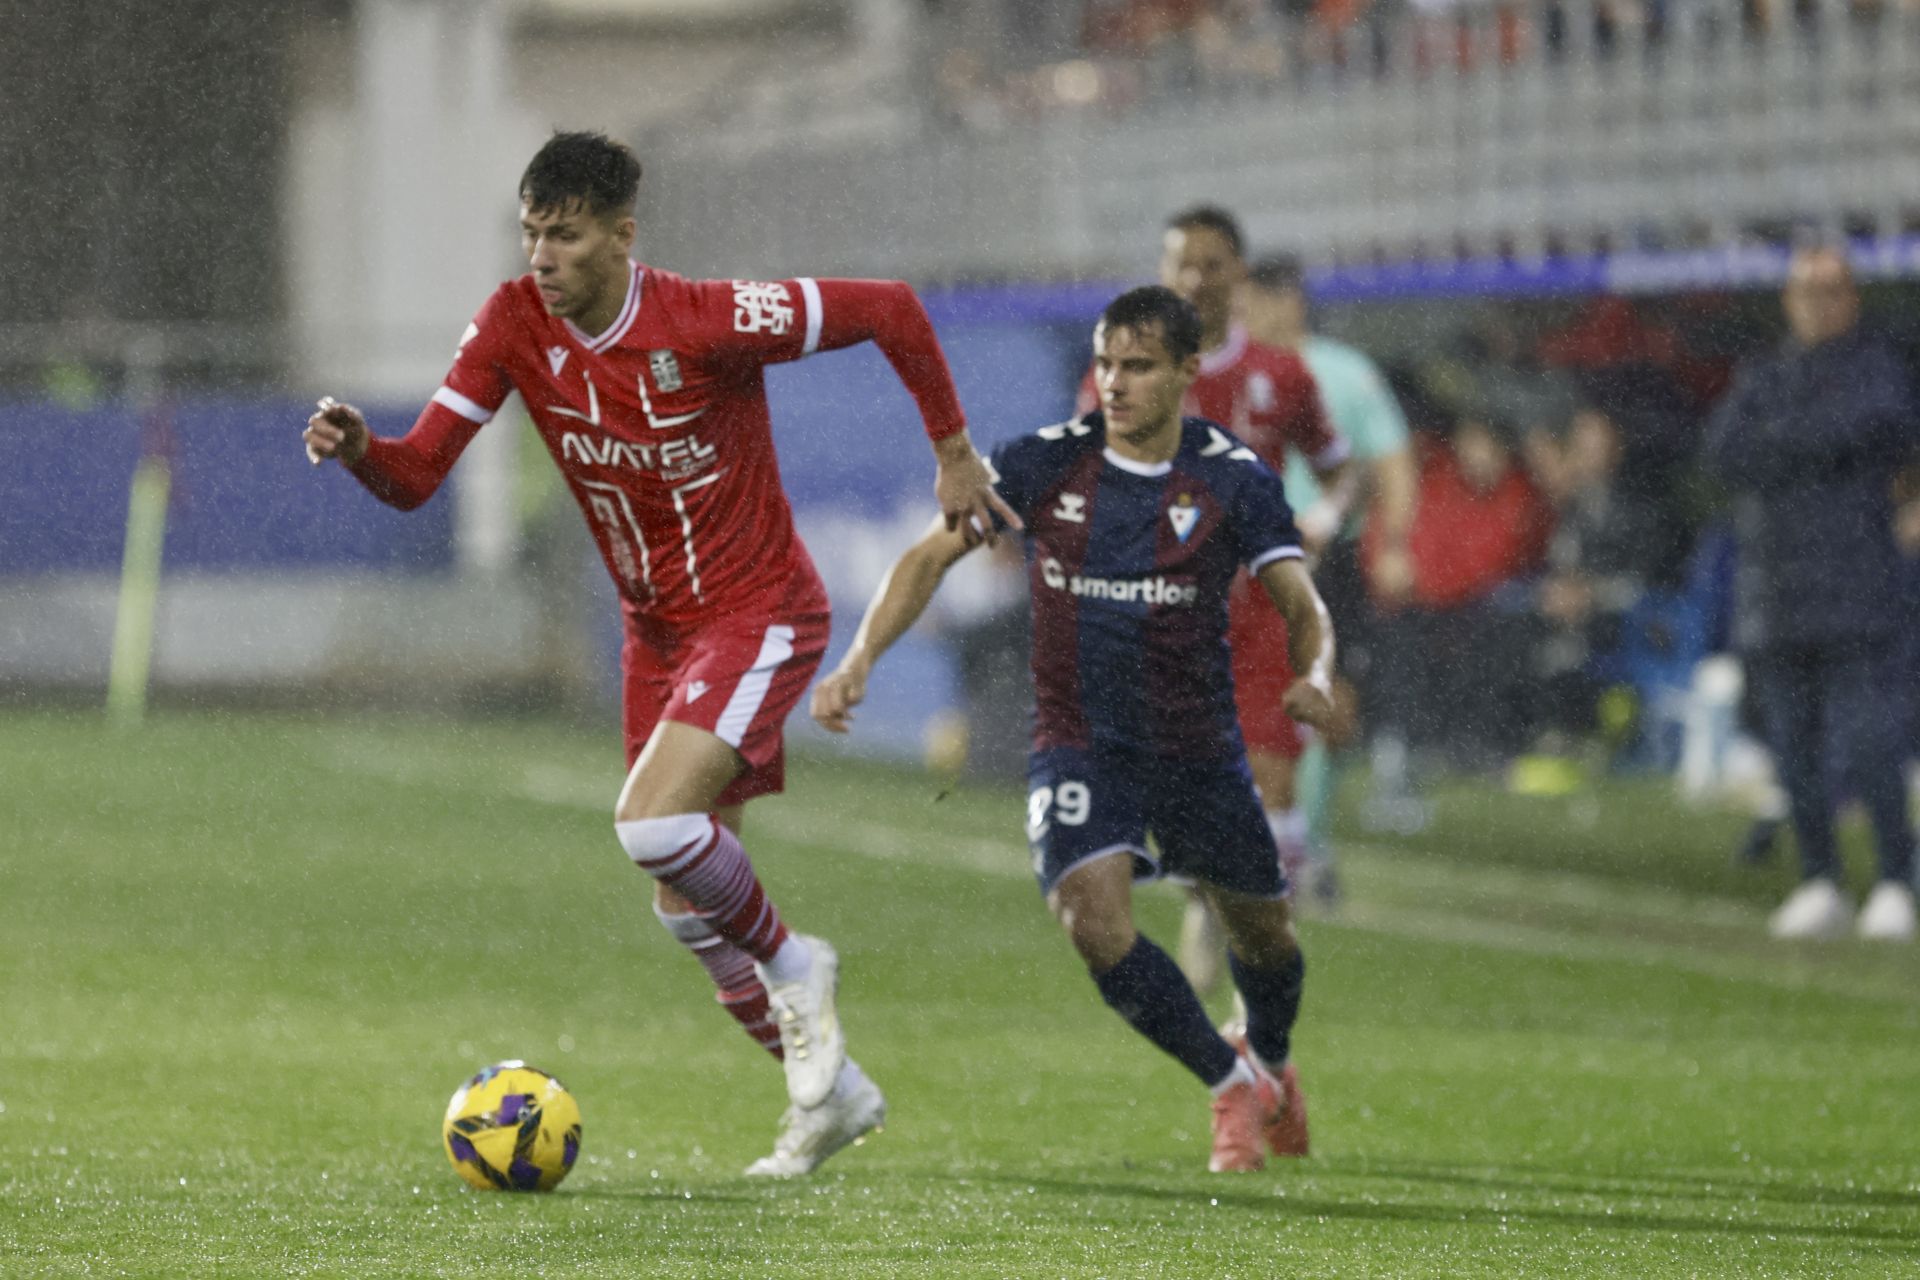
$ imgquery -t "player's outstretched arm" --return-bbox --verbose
[796,278,1021,547]
[1256,557,1338,733]
[811,515,977,735]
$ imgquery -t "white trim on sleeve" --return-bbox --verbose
[1248,546,1306,573]
[431,385,494,424]
[797,277,823,357]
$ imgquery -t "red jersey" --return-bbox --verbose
[350,263,966,627]
[1367,437,1551,608]
[1078,324,1347,473]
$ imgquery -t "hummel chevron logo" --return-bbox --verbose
[1037,419,1094,441]
[1201,425,1257,462]
[547,345,569,376]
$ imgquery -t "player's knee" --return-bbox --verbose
[1218,896,1297,968]
[1056,904,1135,972]
[1227,919,1298,969]
[614,812,715,877]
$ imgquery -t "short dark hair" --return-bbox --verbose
[520,131,642,219]
[1248,253,1306,295]
[1098,286,1204,364]
[1165,204,1246,260]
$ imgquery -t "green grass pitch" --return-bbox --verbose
[3,707,1917,1277]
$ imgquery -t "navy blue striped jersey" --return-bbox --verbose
[989,413,1305,760]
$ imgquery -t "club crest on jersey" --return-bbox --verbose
[547,345,569,376]
[1167,494,1200,543]
[648,349,684,393]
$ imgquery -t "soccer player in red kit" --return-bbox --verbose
[302,131,1015,1177]
[1077,205,1351,991]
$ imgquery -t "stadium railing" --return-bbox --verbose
[637,0,1920,282]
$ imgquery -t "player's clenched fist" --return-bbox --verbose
[1281,677,1336,735]
[304,396,370,467]
[810,667,868,735]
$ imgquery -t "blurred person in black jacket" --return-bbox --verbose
[1528,403,1672,744]
[1702,245,1918,942]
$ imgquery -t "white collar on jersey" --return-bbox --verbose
[564,260,645,353]
[1197,324,1249,377]
[1104,447,1173,477]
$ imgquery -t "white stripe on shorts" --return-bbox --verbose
[713,624,797,748]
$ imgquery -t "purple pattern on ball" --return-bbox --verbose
[448,1134,477,1162]
[563,1133,579,1167]
[496,1094,529,1124]
[508,1158,543,1190]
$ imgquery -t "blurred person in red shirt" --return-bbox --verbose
[1366,412,1552,771]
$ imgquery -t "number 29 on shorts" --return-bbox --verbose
[1027,781,1091,838]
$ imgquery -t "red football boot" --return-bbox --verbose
[1222,1029,1310,1158]
[1207,1074,1277,1173]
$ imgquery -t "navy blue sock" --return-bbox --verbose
[1092,936,1238,1087]
[1229,947,1305,1069]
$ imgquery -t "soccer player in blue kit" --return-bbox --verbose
[811,287,1338,1172]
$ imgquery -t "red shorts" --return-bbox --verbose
[621,594,831,808]
[1229,578,1306,761]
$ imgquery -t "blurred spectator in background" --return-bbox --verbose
[1702,244,1918,942]
[1190,0,1289,90]
[1244,253,1416,903]
[1523,402,1671,746]
[1367,411,1551,773]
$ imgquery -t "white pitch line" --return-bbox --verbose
[314,742,1912,1005]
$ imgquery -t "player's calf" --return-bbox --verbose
[616,813,790,961]
[653,906,783,1059]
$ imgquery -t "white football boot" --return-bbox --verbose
[759,934,845,1109]
[744,1060,886,1178]
[1856,880,1917,942]
[1767,878,1853,940]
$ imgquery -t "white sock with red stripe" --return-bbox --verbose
[618,813,791,962]
[653,906,783,1059]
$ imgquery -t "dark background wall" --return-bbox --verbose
[0,0,299,329]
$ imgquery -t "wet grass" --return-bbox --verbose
[2,708,1917,1277]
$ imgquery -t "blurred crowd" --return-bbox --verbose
[928,0,1920,124]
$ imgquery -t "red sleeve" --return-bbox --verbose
[674,276,967,441]
[348,288,516,511]
[1074,364,1100,417]
[1286,359,1347,470]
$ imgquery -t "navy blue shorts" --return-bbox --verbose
[1025,745,1285,899]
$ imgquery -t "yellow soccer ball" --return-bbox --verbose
[441,1061,583,1192]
